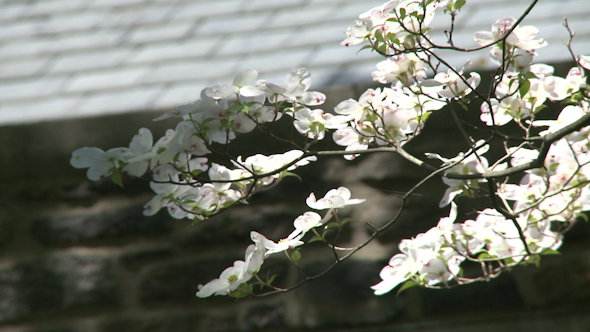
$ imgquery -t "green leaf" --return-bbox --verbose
[340,217,353,226]
[220,200,235,209]
[280,171,302,182]
[267,274,278,285]
[578,213,589,222]
[519,79,531,96]
[399,8,406,18]
[374,31,385,43]
[455,0,466,11]
[227,103,243,112]
[357,44,374,55]
[229,283,251,298]
[308,235,325,243]
[291,249,301,262]
[533,104,547,113]
[191,217,202,225]
[229,291,248,298]
[111,172,124,188]
[477,252,491,260]
[234,181,245,190]
[541,249,561,255]
[191,169,204,177]
[324,222,340,230]
[396,279,419,296]
[420,111,432,122]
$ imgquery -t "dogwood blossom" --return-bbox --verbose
[306,187,366,210]
[474,17,547,50]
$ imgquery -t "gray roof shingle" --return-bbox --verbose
[0,0,588,125]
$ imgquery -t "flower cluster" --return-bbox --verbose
[71,69,327,221]
[196,187,364,297]
[365,0,590,295]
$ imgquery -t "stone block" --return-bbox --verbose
[512,248,590,307]
[51,250,118,307]
[99,310,237,332]
[0,211,14,250]
[242,303,285,331]
[32,205,173,245]
[25,328,75,332]
[139,257,232,304]
[0,261,63,323]
[120,246,176,271]
[295,258,404,327]
[0,250,117,323]
[99,316,200,332]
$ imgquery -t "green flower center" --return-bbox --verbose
[227,274,239,284]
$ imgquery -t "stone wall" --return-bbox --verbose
[1,82,590,332]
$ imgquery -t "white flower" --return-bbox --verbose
[251,231,303,256]
[306,187,365,210]
[265,238,304,256]
[293,108,328,139]
[123,128,153,177]
[434,70,481,99]
[531,105,587,136]
[196,260,251,298]
[579,55,590,70]
[70,147,131,181]
[474,17,547,51]
[287,211,324,240]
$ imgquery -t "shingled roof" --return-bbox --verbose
[0,0,588,125]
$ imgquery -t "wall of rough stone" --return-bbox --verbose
[1,82,590,332]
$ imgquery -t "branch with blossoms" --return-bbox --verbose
[70,0,590,299]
